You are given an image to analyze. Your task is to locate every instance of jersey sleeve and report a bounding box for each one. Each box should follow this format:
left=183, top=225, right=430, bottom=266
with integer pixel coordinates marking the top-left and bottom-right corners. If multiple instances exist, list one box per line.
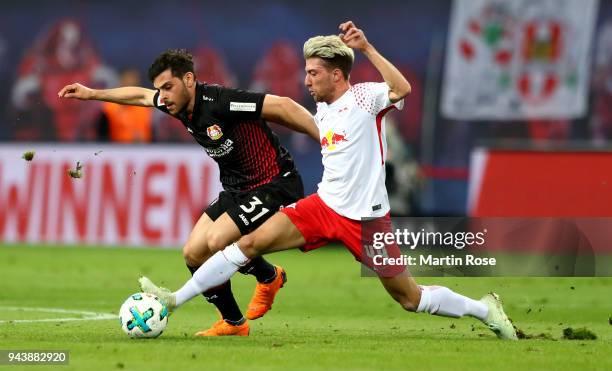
left=211, top=85, right=265, bottom=123
left=352, top=82, right=404, bottom=116
left=152, top=90, right=170, bottom=114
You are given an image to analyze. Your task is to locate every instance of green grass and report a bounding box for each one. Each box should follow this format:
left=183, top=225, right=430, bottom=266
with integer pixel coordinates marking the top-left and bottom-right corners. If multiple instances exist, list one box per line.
left=1, top=245, right=611, bottom=370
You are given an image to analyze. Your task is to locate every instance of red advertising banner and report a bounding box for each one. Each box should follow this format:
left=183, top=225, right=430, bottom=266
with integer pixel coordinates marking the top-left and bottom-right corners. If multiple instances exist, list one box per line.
left=468, top=148, right=612, bottom=217
left=0, top=144, right=222, bottom=247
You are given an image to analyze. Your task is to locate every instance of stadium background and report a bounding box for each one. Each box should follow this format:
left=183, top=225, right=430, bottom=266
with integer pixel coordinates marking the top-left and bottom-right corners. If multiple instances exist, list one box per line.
left=1, top=2, right=611, bottom=370
left=0, top=0, right=608, bottom=215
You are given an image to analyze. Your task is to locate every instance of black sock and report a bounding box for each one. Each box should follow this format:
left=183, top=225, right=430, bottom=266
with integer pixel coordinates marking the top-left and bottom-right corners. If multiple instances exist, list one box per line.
left=237, top=256, right=277, bottom=283
left=186, top=264, right=245, bottom=325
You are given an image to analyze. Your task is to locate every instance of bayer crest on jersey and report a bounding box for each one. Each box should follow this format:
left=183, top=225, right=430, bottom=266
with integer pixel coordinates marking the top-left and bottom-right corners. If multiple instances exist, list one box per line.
left=206, top=124, right=223, bottom=140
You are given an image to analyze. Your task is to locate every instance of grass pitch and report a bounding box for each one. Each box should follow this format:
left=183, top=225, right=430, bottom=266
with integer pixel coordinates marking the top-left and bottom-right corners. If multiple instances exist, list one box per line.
left=1, top=245, right=610, bottom=370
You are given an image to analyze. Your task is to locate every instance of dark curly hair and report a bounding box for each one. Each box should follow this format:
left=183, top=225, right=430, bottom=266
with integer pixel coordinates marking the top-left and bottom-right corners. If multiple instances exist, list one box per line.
left=148, top=49, right=195, bottom=82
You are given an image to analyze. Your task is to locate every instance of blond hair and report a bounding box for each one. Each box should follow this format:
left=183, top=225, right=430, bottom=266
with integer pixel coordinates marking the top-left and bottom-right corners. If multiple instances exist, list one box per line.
left=303, top=35, right=354, bottom=80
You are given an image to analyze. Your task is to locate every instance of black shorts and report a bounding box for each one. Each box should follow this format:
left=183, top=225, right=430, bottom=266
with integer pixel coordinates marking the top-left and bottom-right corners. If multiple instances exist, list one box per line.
left=205, top=171, right=304, bottom=235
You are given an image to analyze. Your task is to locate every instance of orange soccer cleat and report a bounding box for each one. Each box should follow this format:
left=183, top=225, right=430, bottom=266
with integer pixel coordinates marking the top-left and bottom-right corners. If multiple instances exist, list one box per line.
left=194, top=319, right=250, bottom=337
left=246, top=266, right=287, bottom=320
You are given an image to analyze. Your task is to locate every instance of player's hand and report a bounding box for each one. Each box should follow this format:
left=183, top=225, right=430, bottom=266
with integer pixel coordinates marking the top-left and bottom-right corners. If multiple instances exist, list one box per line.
left=57, top=83, right=93, bottom=100
left=338, top=21, right=370, bottom=52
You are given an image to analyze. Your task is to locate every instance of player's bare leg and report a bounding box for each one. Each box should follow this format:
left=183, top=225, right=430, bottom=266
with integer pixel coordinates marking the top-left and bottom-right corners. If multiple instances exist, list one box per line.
left=378, top=270, right=421, bottom=311
left=184, top=210, right=294, bottom=266
left=196, top=213, right=241, bottom=258
left=182, top=213, right=218, bottom=267
left=379, top=270, right=517, bottom=340
left=238, top=212, right=306, bottom=257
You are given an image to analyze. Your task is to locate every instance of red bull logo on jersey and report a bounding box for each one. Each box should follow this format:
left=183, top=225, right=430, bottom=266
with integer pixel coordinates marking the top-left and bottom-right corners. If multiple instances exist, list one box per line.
left=206, top=124, right=223, bottom=140
left=320, top=130, right=348, bottom=151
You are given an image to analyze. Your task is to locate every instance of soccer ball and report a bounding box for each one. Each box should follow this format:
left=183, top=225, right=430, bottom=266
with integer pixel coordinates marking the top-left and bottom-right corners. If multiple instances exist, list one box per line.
left=119, top=293, right=169, bottom=338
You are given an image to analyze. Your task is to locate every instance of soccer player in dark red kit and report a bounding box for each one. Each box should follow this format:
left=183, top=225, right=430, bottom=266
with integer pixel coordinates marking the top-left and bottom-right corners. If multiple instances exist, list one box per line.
left=58, top=49, right=318, bottom=336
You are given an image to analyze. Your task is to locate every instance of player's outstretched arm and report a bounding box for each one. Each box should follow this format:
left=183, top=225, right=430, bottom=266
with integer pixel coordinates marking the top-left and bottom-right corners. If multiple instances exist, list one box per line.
left=339, top=21, right=411, bottom=103
left=58, top=83, right=156, bottom=107
left=261, top=95, right=319, bottom=141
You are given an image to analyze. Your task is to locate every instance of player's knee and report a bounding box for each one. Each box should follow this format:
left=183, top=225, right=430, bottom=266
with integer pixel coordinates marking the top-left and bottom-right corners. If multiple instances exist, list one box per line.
left=398, top=290, right=421, bottom=312
left=389, top=290, right=420, bottom=312
left=204, top=229, right=229, bottom=253
left=182, top=248, right=200, bottom=267
left=237, top=234, right=259, bottom=259
left=399, top=298, right=419, bottom=312
left=182, top=242, right=210, bottom=267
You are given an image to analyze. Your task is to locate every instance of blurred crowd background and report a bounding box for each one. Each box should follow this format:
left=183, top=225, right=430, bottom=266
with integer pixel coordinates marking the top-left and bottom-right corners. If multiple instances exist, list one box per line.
left=2, top=0, right=611, bottom=216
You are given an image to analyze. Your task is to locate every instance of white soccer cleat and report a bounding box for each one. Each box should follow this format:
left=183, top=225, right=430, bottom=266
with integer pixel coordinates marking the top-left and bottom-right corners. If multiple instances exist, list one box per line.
left=138, top=276, right=177, bottom=313
left=480, top=292, right=518, bottom=340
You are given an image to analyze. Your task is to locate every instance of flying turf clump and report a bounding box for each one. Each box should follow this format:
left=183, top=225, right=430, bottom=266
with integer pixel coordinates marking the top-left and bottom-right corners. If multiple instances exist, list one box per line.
left=22, top=150, right=35, bottom=161
left=515, top=328, right=555, bottom=340
left=68, top=162, right=83, bottom=179
left=562, top=327, right=597, bottom=340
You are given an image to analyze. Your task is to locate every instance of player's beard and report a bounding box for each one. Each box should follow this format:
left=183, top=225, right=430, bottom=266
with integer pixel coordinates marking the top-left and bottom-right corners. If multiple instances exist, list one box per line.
left=314, top=86, right=334, bottom=104
left=170, top=84, right=191, bottom=116
left=313, top=77, right=336, bottom=104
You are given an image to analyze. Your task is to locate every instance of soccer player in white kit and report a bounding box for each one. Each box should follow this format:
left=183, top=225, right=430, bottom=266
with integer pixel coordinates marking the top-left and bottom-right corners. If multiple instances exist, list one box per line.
left=141, top=21, right=518, bottom=340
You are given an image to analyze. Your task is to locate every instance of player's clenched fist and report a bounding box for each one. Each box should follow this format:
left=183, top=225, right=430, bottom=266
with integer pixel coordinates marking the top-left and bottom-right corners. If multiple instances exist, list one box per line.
left=57, top=83, right=94, bottom=100
left=338, top=21, right=369, bottom=52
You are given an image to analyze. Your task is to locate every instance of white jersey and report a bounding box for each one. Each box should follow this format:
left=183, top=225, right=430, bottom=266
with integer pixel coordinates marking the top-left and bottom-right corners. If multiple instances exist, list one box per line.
left=315, top=82, right=403, bottom=220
